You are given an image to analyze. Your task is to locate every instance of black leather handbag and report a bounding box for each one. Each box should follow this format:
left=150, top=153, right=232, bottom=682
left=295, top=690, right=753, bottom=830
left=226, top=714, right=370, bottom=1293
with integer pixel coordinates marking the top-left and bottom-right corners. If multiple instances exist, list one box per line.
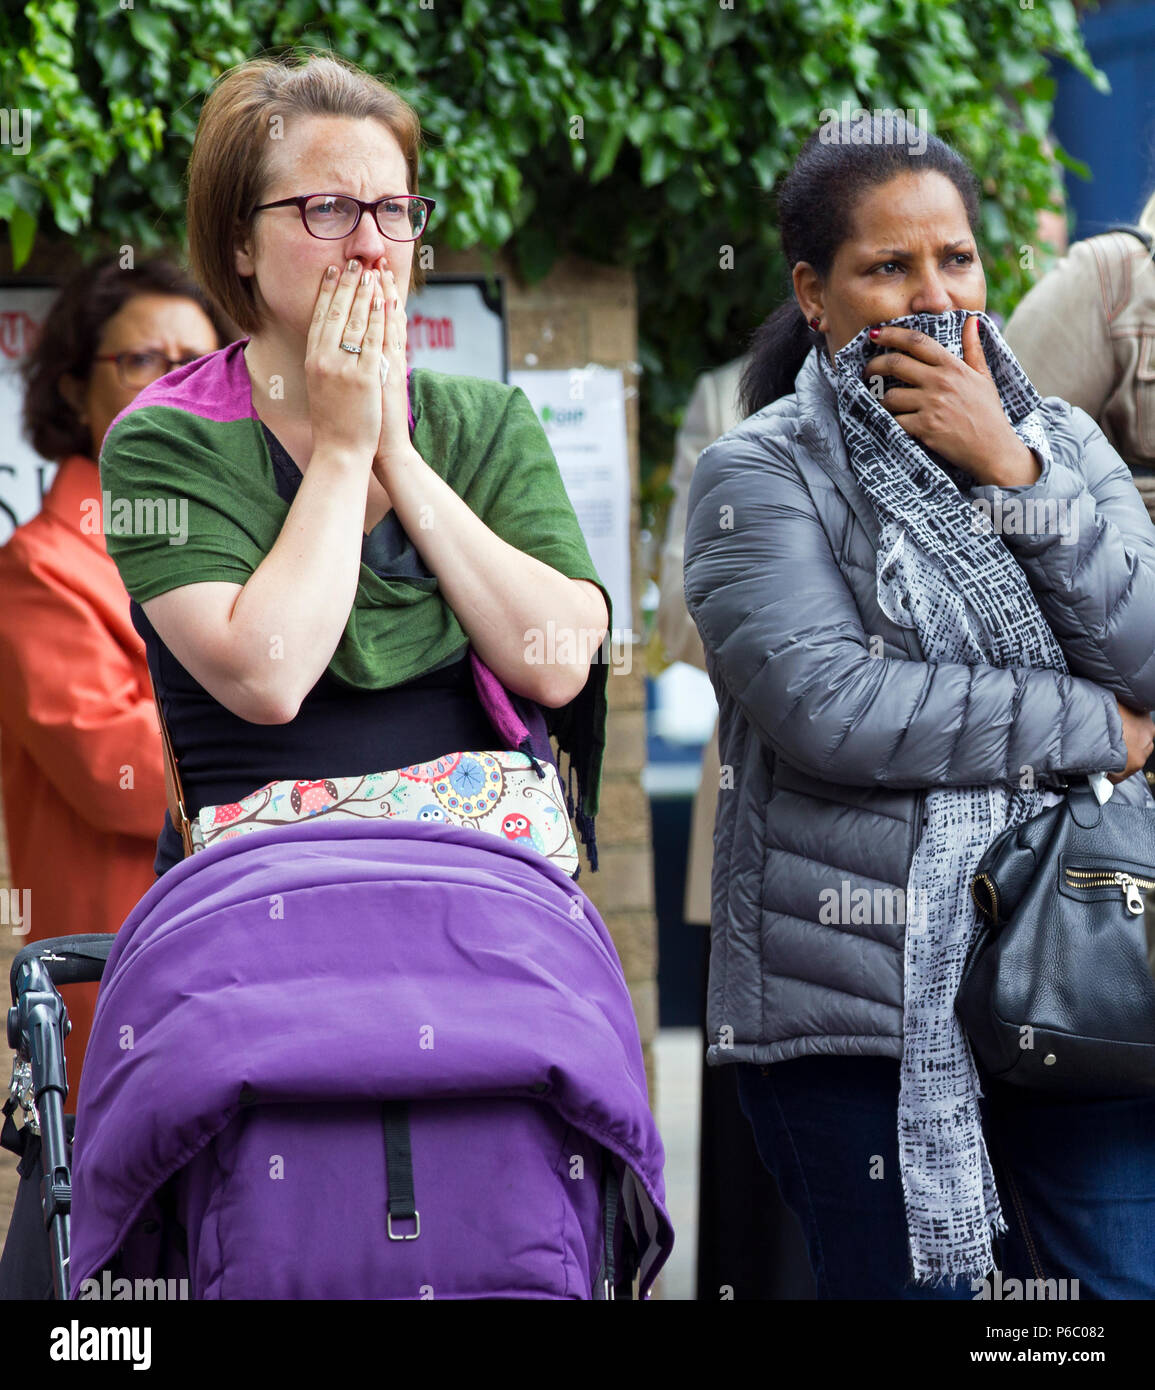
left=956, top=781, right=1155, bottom=1096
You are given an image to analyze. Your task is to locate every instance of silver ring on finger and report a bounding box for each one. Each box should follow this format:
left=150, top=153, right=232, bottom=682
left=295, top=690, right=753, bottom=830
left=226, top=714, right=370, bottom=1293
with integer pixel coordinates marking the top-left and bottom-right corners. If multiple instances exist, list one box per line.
left=339, top=341, right=362, bottom=354
left=380, top=357, right=390, bottom=382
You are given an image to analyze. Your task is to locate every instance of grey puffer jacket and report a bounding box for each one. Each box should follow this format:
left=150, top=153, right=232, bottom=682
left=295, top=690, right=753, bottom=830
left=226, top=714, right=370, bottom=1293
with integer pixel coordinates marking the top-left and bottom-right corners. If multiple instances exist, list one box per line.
left=683, top=346, right=1155, bottom=1068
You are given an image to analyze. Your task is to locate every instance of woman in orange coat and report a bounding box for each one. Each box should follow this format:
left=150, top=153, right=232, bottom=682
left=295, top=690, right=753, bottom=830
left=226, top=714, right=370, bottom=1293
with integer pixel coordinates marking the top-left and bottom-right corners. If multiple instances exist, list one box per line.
left=0, top=256, right=223, bottom=1102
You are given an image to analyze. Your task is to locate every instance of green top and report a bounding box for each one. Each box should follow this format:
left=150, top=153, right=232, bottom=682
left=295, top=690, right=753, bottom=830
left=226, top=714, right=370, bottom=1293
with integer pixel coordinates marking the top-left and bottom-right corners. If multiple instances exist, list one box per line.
left=98, top=342, right=611, bottom=830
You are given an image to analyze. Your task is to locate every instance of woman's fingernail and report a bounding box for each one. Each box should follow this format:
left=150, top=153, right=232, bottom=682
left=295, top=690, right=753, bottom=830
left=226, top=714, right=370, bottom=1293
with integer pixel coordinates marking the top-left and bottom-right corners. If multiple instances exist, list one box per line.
left=347, top=258, right=360, bottom=273
left=868, top=327, right=880, bottom=340
left=325, top=265, right=338, bottom=280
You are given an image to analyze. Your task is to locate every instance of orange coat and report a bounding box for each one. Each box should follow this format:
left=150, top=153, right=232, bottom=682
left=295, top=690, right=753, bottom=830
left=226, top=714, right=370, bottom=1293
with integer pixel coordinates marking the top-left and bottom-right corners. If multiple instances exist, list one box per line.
left=0, top=455, right=166, bottom=1105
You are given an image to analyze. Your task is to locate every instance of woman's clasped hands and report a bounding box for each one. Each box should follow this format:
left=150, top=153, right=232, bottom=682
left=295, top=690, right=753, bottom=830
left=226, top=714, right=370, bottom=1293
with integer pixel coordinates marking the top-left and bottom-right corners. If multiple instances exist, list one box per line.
left=303, top=259, right=413, bottom=479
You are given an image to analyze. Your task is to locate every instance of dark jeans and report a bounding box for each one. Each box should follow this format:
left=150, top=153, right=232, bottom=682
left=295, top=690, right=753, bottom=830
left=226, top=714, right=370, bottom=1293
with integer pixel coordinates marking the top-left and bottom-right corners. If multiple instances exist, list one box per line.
left=736, top=1055, right=1155, bottom=1300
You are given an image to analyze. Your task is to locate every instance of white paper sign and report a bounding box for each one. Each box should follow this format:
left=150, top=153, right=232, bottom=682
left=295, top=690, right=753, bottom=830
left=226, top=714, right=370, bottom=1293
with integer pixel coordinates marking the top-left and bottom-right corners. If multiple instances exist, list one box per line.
left=509, top=367, right=632, bottom=646
left=0, top=284, right=61, bottom=543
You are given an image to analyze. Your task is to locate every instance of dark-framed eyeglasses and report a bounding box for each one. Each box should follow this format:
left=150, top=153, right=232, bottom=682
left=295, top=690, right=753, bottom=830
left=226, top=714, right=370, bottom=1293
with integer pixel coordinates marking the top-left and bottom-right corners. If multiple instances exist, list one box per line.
left=92, top=351, right=204, bottom=389
left=249, top=193, right=435, bottom=242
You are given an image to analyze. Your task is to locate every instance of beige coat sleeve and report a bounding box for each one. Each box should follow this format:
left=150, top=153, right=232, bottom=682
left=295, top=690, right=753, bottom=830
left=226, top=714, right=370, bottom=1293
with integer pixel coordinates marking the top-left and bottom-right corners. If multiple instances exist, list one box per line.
left=1003, top=236, right=1119, bottom=418
left=655, top=358, right=745, bottom=670
left=655, top=358, right=745, bottom=926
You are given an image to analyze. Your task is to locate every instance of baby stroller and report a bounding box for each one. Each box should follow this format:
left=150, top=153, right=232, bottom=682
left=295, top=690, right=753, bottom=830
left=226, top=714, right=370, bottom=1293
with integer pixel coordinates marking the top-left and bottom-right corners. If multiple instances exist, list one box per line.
left=3, top=816, right=672, bottom=1299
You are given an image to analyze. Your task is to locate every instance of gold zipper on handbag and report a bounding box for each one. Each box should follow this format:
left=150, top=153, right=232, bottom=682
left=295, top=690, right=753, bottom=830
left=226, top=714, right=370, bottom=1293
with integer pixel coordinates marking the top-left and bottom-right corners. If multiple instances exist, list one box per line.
left=1064, top=866, right=1155, bottom=916
left=971, top=871, right=999, bottom=922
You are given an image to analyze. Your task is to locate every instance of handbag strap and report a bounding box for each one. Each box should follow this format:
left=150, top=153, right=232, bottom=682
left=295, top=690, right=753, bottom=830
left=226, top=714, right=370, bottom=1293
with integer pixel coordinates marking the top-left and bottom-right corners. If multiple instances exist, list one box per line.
left=151, top=682, right=195, bottom=857
left=1105, top=223, right=1155, bottom=262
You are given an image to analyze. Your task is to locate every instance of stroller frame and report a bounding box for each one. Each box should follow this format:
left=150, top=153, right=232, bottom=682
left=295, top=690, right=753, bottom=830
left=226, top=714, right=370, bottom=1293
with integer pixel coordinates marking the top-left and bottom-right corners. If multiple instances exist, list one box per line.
left=4, top=934, right=114, bottom=1301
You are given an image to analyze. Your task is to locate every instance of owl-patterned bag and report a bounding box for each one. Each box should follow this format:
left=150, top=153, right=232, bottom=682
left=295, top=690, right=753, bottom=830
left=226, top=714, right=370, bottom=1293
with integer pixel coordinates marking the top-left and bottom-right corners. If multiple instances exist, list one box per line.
left=187, top=750, right=580, bottom=878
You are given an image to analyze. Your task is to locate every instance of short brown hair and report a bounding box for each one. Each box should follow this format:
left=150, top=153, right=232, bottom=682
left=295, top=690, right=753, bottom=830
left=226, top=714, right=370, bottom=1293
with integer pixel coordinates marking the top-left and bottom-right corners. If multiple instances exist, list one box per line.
left=187, top=50, right=425, bottom=336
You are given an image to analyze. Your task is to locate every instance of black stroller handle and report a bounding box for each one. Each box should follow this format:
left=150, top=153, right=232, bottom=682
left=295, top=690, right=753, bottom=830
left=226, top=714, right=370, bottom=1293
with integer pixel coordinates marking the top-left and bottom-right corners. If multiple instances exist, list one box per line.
left=3, top=936, right=114, bottom=1301
left=6, top=952, right=86, bottom=1300
left=9, top=934, right=116, bottom=1004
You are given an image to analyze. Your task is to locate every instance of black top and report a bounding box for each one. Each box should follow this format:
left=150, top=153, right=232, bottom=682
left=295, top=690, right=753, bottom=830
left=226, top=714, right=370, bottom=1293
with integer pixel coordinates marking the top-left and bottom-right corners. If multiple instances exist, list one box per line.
left=140, top=423, right=499, bottom=877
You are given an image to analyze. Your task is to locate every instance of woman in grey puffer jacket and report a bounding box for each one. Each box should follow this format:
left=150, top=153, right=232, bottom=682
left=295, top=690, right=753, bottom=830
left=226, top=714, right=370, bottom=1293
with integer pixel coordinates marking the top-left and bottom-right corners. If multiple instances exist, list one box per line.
left=683, top=117, right=1155, bottom=1300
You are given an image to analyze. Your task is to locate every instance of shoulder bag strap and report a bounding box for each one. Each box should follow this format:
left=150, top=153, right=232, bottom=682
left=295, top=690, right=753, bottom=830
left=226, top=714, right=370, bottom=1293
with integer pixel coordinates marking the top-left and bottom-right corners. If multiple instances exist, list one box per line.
left=1105, top=223, right=1155, bottom=260
left=151, top=681, right=195, bottom=857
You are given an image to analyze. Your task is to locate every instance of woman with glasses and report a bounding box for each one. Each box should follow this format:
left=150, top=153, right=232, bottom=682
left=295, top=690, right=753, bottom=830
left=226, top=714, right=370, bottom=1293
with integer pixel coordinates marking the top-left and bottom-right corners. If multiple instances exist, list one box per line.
left=0, top=255, right=222, bottom=1101
left=70, top=49, right=654, bottom=1302
left=97, top=50, right=611, bottom=882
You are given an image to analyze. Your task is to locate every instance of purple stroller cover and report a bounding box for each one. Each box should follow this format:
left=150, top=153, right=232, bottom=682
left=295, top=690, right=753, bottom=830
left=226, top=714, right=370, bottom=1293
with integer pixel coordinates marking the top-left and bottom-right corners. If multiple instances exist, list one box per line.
left=69, top=818, right=672, bottom=1296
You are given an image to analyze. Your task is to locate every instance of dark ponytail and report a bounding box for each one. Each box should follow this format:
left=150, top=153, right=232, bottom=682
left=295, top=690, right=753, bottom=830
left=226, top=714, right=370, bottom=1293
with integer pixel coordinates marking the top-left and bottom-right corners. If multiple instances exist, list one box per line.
left=742, top=113, right=981, bottom=416
left=739, top=302, right=823, bottom=419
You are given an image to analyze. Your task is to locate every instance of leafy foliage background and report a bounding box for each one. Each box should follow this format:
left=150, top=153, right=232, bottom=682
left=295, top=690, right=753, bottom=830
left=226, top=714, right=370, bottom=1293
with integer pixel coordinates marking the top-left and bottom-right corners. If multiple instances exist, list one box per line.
left=1, top=0, right=1104, bottom=530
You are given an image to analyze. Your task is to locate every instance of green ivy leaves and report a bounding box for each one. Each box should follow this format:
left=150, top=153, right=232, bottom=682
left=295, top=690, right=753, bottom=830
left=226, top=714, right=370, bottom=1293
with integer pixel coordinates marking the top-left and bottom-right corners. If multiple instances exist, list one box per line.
left=0, top=0, right=1104, bottom=538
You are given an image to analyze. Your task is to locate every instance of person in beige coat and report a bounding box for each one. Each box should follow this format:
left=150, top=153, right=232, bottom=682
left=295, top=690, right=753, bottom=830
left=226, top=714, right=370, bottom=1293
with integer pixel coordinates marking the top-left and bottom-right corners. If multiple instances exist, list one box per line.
left=1005, top=198, right=1155, bottom=800
left=656, top=356, right=746, bottom=925
left=656, top=353, right=815, bottom=1299
left=1004, top=198, right=1155, bottom=526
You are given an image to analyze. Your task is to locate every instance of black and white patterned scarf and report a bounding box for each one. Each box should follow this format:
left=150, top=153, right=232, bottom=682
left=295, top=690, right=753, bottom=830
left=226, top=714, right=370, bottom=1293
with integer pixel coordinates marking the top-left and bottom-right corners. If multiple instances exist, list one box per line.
left=818, top=309, right=1067, bottom=1285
